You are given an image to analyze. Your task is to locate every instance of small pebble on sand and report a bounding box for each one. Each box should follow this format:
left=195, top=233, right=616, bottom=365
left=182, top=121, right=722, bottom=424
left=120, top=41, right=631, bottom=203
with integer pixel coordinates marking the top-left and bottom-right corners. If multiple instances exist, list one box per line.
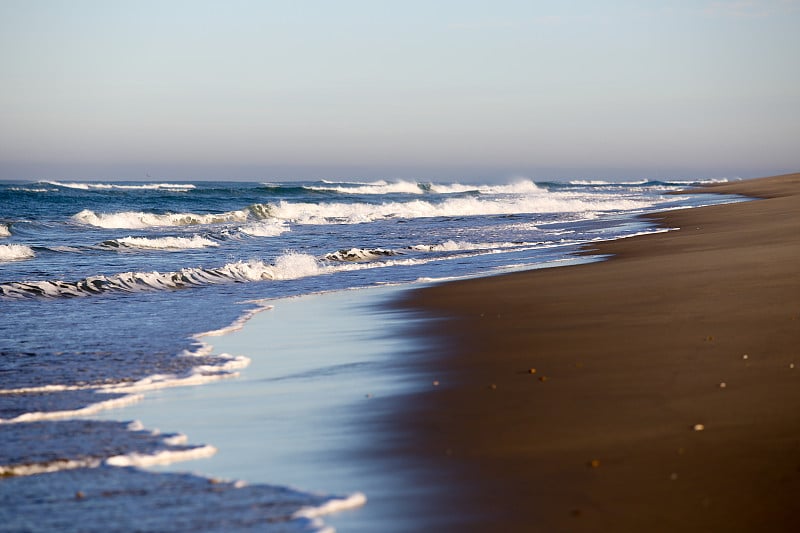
left=693, top=423, right=705, bottom=431
left=742, top=354, right=749, bottom=360
left=528, top=368, right=537, bottom=374
left=433, top=380, right=440, bottom=386
left=719, top=382, right=727, bottom=389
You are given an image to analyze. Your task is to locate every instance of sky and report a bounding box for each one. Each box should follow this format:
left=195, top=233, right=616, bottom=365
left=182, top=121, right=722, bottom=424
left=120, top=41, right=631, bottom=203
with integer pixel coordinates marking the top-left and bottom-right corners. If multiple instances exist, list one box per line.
left=1, top=0, right=799, bottom=182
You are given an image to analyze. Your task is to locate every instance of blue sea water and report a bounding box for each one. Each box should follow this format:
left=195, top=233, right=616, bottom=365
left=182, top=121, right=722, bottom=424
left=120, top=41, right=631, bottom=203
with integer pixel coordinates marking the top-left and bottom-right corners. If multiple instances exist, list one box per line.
left=0, top=177, right=740, bottom=530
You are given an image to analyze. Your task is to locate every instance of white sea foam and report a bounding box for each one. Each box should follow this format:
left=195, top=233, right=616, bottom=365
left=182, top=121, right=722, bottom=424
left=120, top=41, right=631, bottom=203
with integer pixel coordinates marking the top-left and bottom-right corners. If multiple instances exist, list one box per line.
left=0, top=457, right=104, bottom=477
left=292, top=492, right=368, bottom=519
left=0, top=393, right=144, bottom=424
left=106, top=235, right=220, bottom=250
left=0, top=440, right=216, bottom=476
left=0, top=224, right=10, bottom=237
left=0, top=383, right=98, bottom=395
left=73, top=208, right=246, bottom=229
left=45, top=181, right=195, bottom=191
left=105, top=444, right=217, bottom=467
left=98, top=355, right=250, bottom=394
left=570, top=179, right=611, bottom=185
left=194, top=304, right=274, bottom=338
left=9, top=187, right=53, bottom=193
left=0, top=244, right=34, bottom=262
left=239, top=220, right=290, bottom=237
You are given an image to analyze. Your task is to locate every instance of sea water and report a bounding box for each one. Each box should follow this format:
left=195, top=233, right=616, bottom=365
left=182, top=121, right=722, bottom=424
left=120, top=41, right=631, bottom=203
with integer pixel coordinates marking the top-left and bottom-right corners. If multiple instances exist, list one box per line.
left=0, top=177, right=740, bottom=531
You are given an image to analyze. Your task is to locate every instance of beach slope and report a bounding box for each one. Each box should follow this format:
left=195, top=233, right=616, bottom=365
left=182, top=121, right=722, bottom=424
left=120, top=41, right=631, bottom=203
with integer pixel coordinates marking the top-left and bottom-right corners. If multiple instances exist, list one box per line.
left=394, top=173, right=800, bottom=532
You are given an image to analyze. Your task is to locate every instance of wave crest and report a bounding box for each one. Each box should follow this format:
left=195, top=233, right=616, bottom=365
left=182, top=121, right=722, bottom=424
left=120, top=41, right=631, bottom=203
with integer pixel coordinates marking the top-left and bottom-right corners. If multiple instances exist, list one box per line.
left=0, top=253, right=323, bottom=298
left=0, top=244, right=35, bottom=262
left=102, top=235, right=220, bottom=250
left=324, top=248, right=401, bottom=262
left=44, top=181, right=195, bottom=191
left=72, top=204, right=271, bottom=229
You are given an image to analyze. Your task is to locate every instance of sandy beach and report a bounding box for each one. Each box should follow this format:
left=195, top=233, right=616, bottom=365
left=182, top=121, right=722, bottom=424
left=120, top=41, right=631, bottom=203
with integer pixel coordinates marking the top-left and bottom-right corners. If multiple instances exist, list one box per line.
left=390, top=173, right=800, bottom=531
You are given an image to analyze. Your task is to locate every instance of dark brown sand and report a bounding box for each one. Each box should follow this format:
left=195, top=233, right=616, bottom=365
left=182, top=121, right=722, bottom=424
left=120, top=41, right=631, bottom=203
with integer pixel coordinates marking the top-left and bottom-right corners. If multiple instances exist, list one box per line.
left=393, top=173, right=800, bottom=532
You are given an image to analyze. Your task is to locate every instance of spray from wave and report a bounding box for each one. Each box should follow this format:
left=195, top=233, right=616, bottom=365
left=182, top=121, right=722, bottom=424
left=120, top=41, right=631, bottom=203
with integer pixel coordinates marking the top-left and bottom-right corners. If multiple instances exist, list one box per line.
left=0, top=244, right=35, bottom=262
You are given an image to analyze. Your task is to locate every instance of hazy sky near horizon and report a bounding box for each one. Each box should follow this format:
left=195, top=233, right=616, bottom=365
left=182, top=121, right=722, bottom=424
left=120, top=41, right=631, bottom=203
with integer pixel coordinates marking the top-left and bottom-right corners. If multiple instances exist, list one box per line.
left=1, top=0, right=799, bottom=181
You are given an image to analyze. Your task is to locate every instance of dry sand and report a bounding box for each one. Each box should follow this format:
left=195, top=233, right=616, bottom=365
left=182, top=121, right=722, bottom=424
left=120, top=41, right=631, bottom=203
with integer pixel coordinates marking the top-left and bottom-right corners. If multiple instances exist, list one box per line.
left=392, top=173, right=800, bottom=532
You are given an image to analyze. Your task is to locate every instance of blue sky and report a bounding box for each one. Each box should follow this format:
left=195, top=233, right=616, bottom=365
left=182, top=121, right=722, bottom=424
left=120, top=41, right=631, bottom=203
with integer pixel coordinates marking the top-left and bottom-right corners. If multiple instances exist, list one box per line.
left=1, top=0, right=798, bottom=181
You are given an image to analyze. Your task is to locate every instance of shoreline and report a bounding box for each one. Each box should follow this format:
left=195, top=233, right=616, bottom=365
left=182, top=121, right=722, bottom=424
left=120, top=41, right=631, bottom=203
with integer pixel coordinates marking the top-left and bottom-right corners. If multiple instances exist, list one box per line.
left=390, top=173, right=800, bottom=531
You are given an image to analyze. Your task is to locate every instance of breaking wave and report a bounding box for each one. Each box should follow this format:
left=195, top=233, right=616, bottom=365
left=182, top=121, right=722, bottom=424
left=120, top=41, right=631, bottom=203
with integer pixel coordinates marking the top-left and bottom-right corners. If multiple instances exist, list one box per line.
left=0, top=223, right=10, bottom=237
left=0, top=253, right=324, bottom=299
left=409, top=240, right=527, bottom=252
left=0, top=244, right=35, bottom=262
left=324, top=248, right=402, bottom=262
left=306, top=179, right=544, bottom=196
left=72, top=204, right=271, bottom=229
left=266, top=192, right=650, bottom=225
left=45, top=181, right=196, bottom=191
left=239, top=220, right=290, bottom=237
left=101, top=235, right=220, bottom=250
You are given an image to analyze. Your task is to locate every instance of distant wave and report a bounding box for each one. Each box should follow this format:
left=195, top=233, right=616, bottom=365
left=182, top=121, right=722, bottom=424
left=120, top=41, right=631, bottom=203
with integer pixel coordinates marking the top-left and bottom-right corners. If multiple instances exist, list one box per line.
left=69, top=184, right=657, bottom=230
left=44, top=181, right=195, bottom=191
left=305, top=179, right=543, bottom=196
left=0, top=244, right=35, bottom=262
left=101, top=235, right=220, bottom=250
left=266, top=191, right=651, bottom=225
left=661, top=178, right=729, bottom=185
left=568, top=178, right=730, bottom=186
left=0, top=252, right=325, bottom=298
left=72, top=203, right=271, bottom=229
left=305, top=180, right=430, bottom=195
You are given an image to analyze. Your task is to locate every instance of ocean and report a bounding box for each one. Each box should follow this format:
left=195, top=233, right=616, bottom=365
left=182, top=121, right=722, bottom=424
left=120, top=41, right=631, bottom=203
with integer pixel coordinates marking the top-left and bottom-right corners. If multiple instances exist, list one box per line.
left=0, top=177, right=740, bottom=531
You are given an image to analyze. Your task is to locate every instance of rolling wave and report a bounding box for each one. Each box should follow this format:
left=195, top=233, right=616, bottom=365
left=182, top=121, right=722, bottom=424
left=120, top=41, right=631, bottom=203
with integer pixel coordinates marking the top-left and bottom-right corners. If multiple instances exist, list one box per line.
left=44, top=181, right=195, bottom=191
left=67, top=183, right=659, bottom=230
left=0, top=253, right=324, bottom=298
left=304, top=179, right=544, bottom=196
left=324, top=248, right=402, bottom=262
left=72, top=204, right=271, bottom=229
left=409, top=240, right=529, bottom=252
left=101, top=235, right=220, bottom=250
left=267, top=192, right=651, bottom=225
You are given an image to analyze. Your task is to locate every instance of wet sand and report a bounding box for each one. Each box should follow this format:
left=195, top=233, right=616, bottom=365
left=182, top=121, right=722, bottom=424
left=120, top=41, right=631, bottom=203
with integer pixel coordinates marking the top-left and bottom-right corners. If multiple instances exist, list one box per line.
left=392, top=173, right=800, bottom=531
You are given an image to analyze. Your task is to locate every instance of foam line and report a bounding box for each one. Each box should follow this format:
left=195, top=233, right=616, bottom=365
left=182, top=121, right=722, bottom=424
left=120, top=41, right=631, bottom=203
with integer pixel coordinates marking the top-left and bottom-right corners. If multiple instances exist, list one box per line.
left=0, top=394, right=144, bottom=424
